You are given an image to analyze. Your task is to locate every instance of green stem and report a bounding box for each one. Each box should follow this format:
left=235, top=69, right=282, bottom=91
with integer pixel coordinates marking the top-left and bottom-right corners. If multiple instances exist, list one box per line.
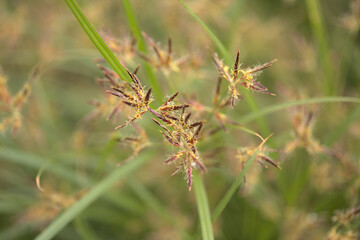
left=193, top=171, right=214, bottom=240
left=239, top=97, right=360, bottom=124
left=211, top=149, right=259, bottom=221
left=305, top=0, right=335, bottom=95
left=64, top=0, right=131, bottom=83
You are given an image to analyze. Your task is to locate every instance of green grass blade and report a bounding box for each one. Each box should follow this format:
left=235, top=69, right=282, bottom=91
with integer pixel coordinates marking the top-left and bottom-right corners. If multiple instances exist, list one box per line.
left=211, top=149, right=259, bottom=221
left=0, top=147, right=88, bottom=186
left=239, top=97, right=360, bottom=124
left=34, top=152, right=151, bottom=240
left=193, top=171, right=214, bottom=240
left=177, top=0, right=231, bottom=63
left=122, top=0, right=163, bottom=101
left=128, top=178, right=174, bottom=223
left=305, top=0, right=335, bottom=95
left=64, top=0, right=131, bottom=83
left=73, top=217, right=98, bottom=240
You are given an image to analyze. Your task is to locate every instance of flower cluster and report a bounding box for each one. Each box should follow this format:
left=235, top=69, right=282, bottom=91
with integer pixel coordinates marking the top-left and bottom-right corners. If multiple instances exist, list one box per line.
left=148, top=92, right=206, bottom=190
left=106, top=68, right=153, bottom=129
left=94, top=46, right=277, bottom=190
left=212, top=51, right=277, bottom=108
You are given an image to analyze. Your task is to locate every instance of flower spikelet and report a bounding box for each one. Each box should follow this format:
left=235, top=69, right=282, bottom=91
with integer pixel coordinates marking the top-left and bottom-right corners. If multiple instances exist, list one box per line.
left=106, top=67, right=153, bottom=129
left=212, top=51, right=276, bottom=108
left=148, top=92, right=206, bottom=190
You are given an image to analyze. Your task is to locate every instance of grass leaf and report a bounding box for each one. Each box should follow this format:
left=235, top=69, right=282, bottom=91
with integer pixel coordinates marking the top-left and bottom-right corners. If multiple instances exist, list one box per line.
left=193, top=171, right=214, bottom=240
left=239, top=97, right=360, bottom=124
left=34, top=152, right=151, bottom=240
left=64, top=0, right=131, bottom=83
left=211, top=149, right=259, bottom=221
left=305, top=0, right=335, bottom=95
left=177, top=0, right=231, bottom=63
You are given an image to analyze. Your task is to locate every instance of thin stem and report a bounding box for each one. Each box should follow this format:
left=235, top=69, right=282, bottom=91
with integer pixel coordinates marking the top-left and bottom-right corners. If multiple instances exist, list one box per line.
left=193, top=171, right=214, bottom=240
left=211, top=149, right=259, bottom=221
left=305, top=0, right=335, bottom=95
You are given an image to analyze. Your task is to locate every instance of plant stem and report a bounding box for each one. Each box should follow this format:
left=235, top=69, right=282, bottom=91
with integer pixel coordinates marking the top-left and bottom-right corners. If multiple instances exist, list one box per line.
left=193, top=171, right=214, bottom=240
left=305, top=0, right=335, bottom=95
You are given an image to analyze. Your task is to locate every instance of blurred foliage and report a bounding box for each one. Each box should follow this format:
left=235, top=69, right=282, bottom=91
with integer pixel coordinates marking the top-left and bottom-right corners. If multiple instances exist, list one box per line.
left=0, top=0, right=360, bottom=239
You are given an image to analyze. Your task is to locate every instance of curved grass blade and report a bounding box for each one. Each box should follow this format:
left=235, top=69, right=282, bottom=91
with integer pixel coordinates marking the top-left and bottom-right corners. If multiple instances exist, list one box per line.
left=211, top=149, right=259, bottom=221
left=239, top=97, right=360, bottom=124
left=34, top=152, right=152, bottom=240
left=193, top=170, right=214, bottom=240
left=0, top=147, right=88, bottom=186
left=64, top=0, right=131, bottom=83
left=177, top=0, right=231, bottom=63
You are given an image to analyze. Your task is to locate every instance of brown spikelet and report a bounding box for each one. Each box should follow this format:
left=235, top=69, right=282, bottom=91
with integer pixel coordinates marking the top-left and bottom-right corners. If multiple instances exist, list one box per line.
left=165, top=151, right=185, bottom=164
left=144, top=88, right=152, bottom=104
left=213, top=77, right=222, bottom=106
left=166, top=37, right=172, bottom=65
left=161, top=92, right=179, bottom=107
left=142, top=32, right=163, bottom=62
left=160, top=104, right=190, bottom=111
left=258, top=155, right=281, bottom=170
left=247, top=59, right=277, bottom=74
left=189, top=121, right=203, bottom=129
left=233, top=51, right=240, bottom=79
left=148, top=107, right=172, bottom=124
left=161, top=131, right=181, bottom=147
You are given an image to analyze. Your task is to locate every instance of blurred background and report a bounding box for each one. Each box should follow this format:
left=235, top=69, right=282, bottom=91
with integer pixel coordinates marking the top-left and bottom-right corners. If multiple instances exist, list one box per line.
left=0, top=0, right=359, bottom=239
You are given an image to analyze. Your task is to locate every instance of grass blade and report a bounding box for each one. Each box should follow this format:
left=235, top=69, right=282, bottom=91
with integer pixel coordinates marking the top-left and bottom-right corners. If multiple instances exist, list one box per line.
left=193, top=171, right=214, bottom=240
left=305, top=0, right=335, bottom=95
left=64, top=0, right=131, bottom=83
left=128, top=178, right=173, bottom=223
left=177, top=0, right=231, bottom=63
left=34, top=152, right=151, bottom=240
left=211, top=149, right=259, bottom=221
left=239, top=97, right=360, bottom=124
left=0, top=147, right=88, bottom=186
